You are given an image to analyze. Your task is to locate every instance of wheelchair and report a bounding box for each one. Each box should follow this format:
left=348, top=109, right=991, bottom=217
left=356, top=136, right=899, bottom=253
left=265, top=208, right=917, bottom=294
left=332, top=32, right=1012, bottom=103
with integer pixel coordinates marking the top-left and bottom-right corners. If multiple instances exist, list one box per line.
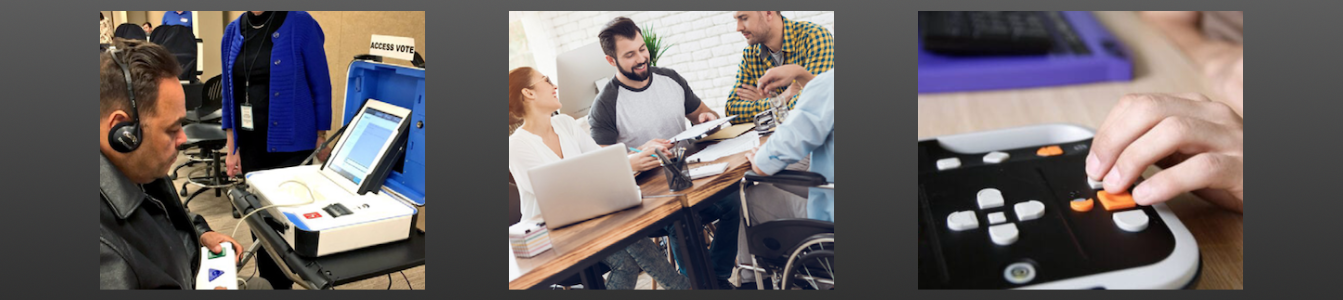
left=735, top=170, right=834, bottom=290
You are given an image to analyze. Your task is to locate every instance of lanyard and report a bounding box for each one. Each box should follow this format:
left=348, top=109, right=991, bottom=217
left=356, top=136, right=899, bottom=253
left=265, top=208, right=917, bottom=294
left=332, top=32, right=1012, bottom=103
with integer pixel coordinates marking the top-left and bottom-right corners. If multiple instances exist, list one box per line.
left=242, top=12, right=274, bottom=105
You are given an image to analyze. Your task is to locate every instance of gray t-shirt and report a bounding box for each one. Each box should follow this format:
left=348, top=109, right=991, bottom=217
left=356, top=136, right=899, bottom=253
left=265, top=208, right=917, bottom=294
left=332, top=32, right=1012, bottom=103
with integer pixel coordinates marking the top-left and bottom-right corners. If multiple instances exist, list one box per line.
left=589, top=67, right=702, bottom=147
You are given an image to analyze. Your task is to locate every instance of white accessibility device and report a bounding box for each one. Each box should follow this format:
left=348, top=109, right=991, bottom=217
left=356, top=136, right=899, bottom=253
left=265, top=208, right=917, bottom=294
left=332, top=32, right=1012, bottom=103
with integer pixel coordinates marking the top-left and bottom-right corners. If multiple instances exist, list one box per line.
left=196, top=242, right=237, bottom=290
left=248, top=99, right=418, bottom=257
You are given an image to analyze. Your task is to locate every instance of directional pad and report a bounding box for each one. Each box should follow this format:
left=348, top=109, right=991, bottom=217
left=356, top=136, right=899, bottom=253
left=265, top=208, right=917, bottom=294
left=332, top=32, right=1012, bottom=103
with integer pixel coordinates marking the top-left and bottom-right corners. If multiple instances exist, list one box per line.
left=977, top=188, right=1004, bottom=209
left=947, top=211, right=979, bottom=231
left=1014, top=200, right=1045, bottom=221
left=989, top=223, right=1019, bottom=245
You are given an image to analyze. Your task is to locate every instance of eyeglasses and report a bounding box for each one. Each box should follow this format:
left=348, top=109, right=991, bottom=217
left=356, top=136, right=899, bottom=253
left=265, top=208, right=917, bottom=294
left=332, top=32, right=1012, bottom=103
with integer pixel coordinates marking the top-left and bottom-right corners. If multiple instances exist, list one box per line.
left=528, top=76, right=552, bottom=89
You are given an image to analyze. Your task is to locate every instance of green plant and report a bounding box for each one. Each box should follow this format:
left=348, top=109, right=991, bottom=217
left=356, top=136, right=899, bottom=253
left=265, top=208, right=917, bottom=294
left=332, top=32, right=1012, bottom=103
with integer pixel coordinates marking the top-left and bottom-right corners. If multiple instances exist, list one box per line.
left=642, top=25, right=674, bottom=67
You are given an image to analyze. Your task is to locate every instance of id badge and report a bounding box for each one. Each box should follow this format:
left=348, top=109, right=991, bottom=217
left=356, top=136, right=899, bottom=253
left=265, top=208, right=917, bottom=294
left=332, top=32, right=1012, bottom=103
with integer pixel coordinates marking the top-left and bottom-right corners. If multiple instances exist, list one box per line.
left=241, top=104, right=255, bottom=131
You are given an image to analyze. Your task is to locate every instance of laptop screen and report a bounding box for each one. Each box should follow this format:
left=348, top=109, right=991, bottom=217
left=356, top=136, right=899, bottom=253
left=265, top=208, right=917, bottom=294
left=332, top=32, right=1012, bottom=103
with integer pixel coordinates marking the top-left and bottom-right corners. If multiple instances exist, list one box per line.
left=327, top=106, right=403, bottom=185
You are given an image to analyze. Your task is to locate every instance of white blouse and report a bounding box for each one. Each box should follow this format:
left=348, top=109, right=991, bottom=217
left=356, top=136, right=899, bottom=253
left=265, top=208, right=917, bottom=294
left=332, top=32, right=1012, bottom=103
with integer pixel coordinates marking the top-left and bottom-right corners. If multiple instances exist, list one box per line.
left=508, top=115, right=603, bottom=222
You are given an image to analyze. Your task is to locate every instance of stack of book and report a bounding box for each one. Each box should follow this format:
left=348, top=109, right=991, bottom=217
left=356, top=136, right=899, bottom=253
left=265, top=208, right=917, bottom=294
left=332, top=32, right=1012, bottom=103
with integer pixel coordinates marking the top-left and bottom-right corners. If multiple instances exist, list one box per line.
left=509, top=221, right=552, bottom=258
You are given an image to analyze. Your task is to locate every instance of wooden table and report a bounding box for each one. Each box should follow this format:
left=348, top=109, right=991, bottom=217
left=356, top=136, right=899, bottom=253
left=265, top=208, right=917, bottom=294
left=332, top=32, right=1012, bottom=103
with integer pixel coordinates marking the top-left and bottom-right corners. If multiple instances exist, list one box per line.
left=636, top=136, right=764, bottom=207
left=917, top=11, right=1242, bottom=289
left=508, top=134, right=769, bottom=290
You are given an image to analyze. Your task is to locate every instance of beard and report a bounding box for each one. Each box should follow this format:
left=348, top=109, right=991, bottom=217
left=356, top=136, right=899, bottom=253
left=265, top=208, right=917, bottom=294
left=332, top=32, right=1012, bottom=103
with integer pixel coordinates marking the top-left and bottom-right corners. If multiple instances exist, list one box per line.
left=747, top=26, right=771, bottom=47
left=617, top=59, right=649, bottom=82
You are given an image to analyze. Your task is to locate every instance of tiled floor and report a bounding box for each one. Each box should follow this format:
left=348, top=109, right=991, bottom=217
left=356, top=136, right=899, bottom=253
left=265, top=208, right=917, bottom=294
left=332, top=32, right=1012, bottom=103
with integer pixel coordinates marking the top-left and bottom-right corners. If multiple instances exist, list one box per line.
left=169, top=152, right=425, bottom=290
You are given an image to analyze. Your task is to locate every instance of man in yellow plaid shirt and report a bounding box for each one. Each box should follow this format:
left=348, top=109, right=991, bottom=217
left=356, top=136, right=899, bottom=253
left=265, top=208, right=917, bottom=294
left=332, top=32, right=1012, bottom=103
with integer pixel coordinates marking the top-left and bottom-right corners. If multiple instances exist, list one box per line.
left=726, top=11, right=834, bottom=124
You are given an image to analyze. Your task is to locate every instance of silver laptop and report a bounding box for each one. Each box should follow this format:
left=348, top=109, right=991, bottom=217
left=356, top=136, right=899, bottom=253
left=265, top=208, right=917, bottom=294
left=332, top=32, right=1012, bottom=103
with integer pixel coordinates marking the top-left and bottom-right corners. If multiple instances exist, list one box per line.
left=528, top=143, right=642, bottom=229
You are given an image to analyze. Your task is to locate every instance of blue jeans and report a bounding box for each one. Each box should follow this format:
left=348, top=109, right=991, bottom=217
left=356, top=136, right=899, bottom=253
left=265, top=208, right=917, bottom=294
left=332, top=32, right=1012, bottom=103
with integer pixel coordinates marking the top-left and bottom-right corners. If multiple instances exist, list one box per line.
left=667, top=192, right=741, bottom=281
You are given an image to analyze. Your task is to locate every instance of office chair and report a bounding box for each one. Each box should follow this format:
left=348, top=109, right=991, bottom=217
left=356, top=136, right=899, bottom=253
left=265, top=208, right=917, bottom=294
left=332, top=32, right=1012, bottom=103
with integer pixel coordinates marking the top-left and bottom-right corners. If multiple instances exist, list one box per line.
left=735, top=170, right=835, bottom=290
left=191, top=75, right=224, bottom=122
left=171, top=75, right=224, bottom=181
left=113, top=23, right=147, bottom=41
left=176, top=75, right=240, bottom=213
left=150, top=25, right=201, bottom=83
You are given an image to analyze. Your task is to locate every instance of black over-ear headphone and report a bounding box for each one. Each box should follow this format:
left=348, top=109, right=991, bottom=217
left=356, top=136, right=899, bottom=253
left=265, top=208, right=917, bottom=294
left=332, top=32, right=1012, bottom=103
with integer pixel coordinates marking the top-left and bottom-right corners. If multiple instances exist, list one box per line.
left=107, top=46, right=142, bottom=153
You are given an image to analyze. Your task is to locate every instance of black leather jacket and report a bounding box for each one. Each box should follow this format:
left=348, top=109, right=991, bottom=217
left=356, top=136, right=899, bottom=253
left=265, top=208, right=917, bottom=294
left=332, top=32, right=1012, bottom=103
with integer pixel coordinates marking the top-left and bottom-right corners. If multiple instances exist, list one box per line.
left=99, top=153, right=214, bottom=289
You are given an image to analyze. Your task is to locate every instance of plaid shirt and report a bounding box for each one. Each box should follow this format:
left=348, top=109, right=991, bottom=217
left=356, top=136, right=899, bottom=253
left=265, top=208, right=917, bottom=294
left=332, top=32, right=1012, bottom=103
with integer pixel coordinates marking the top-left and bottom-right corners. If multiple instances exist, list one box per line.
left=725, top=16, right=834, bottom=124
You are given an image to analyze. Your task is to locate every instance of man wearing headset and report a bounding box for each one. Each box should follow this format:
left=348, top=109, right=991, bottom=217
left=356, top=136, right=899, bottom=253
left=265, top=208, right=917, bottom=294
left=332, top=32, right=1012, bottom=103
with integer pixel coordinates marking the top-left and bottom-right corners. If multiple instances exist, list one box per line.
left=99, top=39, right=249, bottom=289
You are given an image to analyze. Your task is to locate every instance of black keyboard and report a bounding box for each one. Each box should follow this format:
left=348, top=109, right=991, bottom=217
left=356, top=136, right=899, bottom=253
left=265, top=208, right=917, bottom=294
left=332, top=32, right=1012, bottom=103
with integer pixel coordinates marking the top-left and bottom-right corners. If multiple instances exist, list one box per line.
left=920, top=11, right=1057, bottom=56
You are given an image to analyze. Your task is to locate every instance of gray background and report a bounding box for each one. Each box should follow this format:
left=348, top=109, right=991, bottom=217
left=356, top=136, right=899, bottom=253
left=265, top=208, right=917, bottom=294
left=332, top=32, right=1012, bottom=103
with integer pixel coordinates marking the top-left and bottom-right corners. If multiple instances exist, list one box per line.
left=17, top=0, right=1320, bottom=296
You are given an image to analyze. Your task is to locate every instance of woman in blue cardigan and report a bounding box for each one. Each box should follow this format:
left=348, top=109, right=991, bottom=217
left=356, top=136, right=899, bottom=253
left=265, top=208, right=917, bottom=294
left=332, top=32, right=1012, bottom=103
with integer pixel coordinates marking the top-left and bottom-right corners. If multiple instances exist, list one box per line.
left=221, top=11, right=331, bottom=289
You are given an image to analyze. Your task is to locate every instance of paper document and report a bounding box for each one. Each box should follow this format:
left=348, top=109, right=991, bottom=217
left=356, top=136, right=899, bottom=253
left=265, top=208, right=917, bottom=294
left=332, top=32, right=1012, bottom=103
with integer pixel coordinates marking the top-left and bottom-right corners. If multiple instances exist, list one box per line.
left=669, top=116, right=735, bottom=142
left=688, top=131, right=759, bottom=163
left=689, top=163, right=729, bottom=179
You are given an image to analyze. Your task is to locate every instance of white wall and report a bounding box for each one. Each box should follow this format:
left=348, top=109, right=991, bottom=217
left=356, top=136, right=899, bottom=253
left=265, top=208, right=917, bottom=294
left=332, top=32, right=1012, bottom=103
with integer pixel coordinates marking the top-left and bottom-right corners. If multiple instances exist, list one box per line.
left=529, top=11, right=835, bottom=114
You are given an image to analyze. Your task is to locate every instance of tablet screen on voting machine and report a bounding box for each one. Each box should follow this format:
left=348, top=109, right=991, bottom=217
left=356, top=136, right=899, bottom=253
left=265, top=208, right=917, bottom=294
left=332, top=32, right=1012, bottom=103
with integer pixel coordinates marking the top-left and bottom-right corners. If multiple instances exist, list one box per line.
left=321, top=99, right=413, bottom=195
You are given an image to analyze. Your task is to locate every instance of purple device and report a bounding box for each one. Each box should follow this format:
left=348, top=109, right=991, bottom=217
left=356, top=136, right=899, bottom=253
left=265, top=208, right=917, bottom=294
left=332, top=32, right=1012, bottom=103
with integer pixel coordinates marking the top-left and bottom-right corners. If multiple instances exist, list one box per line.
left=918, top=11, right=1133, bottom=94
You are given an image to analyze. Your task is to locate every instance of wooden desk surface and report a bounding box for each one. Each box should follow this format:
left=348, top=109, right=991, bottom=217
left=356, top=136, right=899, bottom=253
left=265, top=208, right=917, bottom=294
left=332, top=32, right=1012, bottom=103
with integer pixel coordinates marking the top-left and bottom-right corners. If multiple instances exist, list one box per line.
left=509, top=195, right=684, bottom=290
left=510, top=131, right=768, bottom=290
left=637, top=135, right=769, bottom=209
left=918, top=11, right=1242, bottom=289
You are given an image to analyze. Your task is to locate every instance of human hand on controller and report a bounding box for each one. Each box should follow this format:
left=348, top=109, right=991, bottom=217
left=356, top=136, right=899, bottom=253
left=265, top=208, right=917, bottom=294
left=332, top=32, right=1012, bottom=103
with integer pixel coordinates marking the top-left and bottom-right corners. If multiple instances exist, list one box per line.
left=199, top=231, right=244, bottom=264
left=1086, top=93, right=1244, bottom=212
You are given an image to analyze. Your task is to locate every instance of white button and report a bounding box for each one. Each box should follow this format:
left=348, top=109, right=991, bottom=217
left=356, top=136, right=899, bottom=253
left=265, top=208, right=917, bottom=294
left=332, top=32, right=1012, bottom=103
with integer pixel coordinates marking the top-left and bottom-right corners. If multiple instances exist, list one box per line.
left=1113, top=210, right=1150, bottom=232
left=937, top=158, right=961, bottom=170
left=983, top=151, right=1010, bottom=164
left=1087, top=177, right=1104, bottom=190
left=989, top=223, right=1019, bottom=245
left=977, top=188, right=1004, bottom=209
left=1014, top=200, right=1045, bottom=221
left=987, top=212, right=1006, bottom=225
left=947, top=211, right=979, bottom=231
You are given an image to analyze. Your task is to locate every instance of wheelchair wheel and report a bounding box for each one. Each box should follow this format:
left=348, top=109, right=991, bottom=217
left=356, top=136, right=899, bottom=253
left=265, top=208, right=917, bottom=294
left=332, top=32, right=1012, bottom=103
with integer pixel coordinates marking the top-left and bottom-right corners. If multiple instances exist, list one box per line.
left=781, top=233, right=834, bottom=290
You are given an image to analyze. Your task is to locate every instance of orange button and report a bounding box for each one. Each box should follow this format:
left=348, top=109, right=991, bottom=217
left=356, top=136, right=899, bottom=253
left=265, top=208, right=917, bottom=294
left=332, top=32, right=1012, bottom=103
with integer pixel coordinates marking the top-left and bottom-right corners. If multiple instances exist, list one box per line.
left=1071, top=198, right=1094, bottom=212
left=1036, top=145, right=1063, bottom=157
left=1097, top=191, right=1136, bottom=211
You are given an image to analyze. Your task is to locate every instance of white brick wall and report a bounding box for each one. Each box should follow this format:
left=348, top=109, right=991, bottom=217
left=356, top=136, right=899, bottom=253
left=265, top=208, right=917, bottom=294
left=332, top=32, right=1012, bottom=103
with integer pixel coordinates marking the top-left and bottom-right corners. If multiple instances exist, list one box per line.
left=534, top=11, right=835, bottom=115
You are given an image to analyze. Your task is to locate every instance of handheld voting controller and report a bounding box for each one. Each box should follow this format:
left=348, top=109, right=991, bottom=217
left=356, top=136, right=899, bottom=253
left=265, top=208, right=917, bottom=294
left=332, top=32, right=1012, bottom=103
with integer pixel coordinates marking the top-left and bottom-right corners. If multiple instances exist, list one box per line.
left=196, top=242, right=238, bottom=290
left=919, top=124, right=1200, bottom=289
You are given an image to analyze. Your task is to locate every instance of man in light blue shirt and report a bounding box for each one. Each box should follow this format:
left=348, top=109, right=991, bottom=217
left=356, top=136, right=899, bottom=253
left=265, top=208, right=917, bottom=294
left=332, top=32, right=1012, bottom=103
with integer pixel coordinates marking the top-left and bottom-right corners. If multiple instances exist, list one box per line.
left=162, top=11, right=192, bottom=28
left=746, top=66, right=834, bottom=222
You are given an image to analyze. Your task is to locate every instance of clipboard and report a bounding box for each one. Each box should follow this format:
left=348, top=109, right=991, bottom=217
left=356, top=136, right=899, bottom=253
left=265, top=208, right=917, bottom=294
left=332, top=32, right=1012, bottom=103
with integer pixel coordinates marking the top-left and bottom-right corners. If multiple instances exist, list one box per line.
left=701, top=123, right=756, bottom=141
left=668, top=116, right=735, bottom=143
